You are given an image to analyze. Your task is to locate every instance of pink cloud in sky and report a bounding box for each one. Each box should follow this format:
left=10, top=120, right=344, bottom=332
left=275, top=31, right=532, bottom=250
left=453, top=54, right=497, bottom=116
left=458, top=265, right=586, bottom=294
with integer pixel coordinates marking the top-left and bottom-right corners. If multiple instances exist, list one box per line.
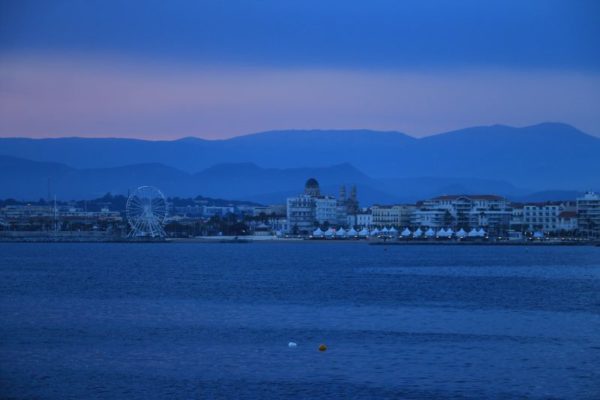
left=1, top=54, right=599, bottom=139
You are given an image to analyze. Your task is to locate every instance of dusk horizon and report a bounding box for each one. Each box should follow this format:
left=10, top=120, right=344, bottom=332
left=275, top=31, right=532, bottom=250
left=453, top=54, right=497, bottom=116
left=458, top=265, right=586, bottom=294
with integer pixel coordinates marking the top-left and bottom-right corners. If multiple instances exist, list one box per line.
left=2, top=1, right=600, bottom=140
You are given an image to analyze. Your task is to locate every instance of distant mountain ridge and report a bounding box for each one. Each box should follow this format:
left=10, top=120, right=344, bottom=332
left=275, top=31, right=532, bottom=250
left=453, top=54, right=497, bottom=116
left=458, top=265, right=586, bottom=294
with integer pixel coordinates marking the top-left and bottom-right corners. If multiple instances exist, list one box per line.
left=1, top=123, right=599, bottom=201
left=0, top=156, right=391, bottom=203
left=0, top=128, right=418, bottom=179
left=0, top=154, right=592, bottom=204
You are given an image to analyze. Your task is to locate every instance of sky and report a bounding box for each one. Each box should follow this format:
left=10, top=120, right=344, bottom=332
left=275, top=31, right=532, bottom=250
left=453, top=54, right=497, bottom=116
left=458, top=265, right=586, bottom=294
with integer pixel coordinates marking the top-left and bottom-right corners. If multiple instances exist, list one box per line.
left=0, top=0, right=599, bottom=139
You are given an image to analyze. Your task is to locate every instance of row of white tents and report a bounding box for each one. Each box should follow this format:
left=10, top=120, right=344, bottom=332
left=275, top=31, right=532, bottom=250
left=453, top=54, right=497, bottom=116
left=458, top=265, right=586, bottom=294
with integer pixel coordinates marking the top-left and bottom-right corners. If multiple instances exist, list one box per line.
left=403, top=227, right=487, bottom=238
left=312, top=227, right=488, bottom=239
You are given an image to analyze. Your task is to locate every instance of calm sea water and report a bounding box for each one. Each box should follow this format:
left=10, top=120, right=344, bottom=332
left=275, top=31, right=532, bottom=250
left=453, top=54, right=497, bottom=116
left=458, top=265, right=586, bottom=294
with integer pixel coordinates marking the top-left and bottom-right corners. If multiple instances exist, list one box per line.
left=1, top=242, right=599, bottom=399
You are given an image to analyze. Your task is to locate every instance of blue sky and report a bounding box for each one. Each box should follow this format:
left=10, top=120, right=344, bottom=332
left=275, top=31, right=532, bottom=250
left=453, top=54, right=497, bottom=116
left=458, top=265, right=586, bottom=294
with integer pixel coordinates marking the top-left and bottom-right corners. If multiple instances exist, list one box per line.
left=1, top=0, right=599, bottom=138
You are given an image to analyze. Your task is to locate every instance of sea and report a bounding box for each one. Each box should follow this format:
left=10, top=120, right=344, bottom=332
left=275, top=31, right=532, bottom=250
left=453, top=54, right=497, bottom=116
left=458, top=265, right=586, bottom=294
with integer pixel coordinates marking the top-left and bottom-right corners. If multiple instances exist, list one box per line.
left=1, top=242, right=599, bottom=399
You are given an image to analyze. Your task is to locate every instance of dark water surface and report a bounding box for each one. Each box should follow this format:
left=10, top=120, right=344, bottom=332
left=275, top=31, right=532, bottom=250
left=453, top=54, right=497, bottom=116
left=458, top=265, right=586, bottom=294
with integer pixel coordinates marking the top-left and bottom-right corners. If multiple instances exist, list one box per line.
left=1, top=243, right=599, bottom=399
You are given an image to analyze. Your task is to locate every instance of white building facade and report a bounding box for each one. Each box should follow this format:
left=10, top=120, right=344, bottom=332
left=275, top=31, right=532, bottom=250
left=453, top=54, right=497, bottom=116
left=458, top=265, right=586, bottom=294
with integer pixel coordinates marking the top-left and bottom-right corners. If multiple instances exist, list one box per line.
left=286, top=194, right=316, bottom=234
left=414, top=195, right=512, bottom=236
left=558, top=211, right=578, bottom=232
left=286, top=178, right=358, bottom=234
left=523, top=203, right=561, bottom=232
left=355, top=211, right=373, bottom=228
left=371, top=205, right=415, bottom=227
left=315, top=197, right=338, bottom=225
left=577, top=192, right=600, bottom=238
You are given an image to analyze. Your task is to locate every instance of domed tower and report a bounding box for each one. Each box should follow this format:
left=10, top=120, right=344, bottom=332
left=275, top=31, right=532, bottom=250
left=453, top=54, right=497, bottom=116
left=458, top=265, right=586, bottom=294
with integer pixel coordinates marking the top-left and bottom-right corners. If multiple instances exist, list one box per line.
left=304, top=178, right=321, bottom=197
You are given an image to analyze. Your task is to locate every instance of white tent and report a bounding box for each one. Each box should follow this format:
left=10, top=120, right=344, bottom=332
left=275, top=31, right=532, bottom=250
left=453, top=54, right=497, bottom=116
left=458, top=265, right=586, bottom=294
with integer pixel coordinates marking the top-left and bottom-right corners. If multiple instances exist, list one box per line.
left=413, top=228, right=423, bottom=238
left=389, top=227, right=398, bottom=236
left=336, top=227, right=347, bottom=238
left=381, top=227, right=389, bottom=234
left=446, top=228, right=454, bottom=237
left=456, top=228, right=467, bottom=238
left=436, top=228, right=447, bottom=237
left=477, top=228, right=486, bottom=237
left=468, top=228, right=479, bottom=237
left=358, top=228, right=369, bottom=237
left=324, top=228, right=335, bottom=238
left=533, top=231, right=544, bottom=239
left=370, top=228, right=380, bottom=236
left=312, top=227, right=324, bottom=237
left=347, top=227, right=358, bottom=237
left=401, top=228, right=412, bottom=237
left=425, top=228, right=435, bottom=238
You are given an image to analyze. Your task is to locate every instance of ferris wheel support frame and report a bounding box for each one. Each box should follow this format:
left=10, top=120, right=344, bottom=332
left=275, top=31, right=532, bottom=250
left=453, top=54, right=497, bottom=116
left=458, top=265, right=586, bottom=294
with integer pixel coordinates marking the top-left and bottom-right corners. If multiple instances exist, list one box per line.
left=126, top=186, right=168, bottom=238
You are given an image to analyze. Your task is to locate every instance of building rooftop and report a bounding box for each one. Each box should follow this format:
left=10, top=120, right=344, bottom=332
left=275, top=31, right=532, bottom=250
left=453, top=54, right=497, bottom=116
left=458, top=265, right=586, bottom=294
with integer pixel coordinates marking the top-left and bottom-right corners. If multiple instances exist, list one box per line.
left=431, top=194, right=505, bottom=201
left=559, top=211, right=577, bottom=219
left=578, top=191, right=599, bottom=201
left=523, top=201, right=564, bottom=207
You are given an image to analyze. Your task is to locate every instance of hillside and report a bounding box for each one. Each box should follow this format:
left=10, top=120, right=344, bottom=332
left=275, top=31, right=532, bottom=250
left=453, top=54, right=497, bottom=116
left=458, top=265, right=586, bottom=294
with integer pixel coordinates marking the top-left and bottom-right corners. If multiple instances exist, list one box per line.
left=1, top=123, right=599, bottom=199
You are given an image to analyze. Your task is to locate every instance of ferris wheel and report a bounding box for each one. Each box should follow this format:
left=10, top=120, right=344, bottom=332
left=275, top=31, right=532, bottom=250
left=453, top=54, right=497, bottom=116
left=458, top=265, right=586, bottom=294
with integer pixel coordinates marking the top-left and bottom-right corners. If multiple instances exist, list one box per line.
left=126, top=186, right=168, bottom=237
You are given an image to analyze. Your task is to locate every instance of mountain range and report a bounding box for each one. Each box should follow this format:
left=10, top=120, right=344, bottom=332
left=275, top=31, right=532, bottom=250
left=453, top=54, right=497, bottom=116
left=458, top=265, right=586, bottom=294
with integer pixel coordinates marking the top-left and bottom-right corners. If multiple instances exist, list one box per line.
left=1, top=123, right=598, bottom=203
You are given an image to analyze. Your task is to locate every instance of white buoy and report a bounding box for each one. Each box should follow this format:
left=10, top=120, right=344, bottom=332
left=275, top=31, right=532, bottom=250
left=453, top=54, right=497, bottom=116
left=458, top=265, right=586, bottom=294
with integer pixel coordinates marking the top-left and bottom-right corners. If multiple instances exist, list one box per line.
left=288, top=342, right=297, bottom=348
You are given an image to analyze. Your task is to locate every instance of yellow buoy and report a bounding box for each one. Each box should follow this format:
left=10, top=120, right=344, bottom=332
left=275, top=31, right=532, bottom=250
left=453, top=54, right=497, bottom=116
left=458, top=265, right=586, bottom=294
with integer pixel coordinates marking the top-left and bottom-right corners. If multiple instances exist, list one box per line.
left=318, top=344, right=327, bottom=352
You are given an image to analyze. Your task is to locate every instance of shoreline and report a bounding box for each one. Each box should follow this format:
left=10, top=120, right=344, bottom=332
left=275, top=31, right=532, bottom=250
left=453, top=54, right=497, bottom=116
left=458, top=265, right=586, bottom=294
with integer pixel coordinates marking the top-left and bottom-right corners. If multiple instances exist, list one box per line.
left=1, top=235, right=597, bottom=246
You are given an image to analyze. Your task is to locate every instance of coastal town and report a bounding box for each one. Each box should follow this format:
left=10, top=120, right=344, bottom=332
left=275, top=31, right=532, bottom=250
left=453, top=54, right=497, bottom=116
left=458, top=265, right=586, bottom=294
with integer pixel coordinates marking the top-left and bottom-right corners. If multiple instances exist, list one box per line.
left=1, top=178, right=598, bottom=243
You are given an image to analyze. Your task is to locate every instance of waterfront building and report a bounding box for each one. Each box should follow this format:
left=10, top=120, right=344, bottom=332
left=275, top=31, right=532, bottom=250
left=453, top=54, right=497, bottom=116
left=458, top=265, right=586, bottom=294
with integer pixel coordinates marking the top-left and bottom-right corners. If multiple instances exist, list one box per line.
left=315, top=197, right=338, bottom=225
left=371, top=205, right=397, bottom=227
left=413, top=208, right=446, bottom=229
left=354, top=210, right=372, bottom=228
left=557, top=211, right=578, bottom=233
left=415, top=194, right=512, bottom=236
left=397, top=205, right=415, bottom=227
left=286, top=193, right=316, bottom=234
left=202, top=205, right=236, bottom=217
left=247, top=215, right=287, bottom=235
left=576, top=192, right=600, bottom=238
left=268, top=216, right=288, bottom=233
left=286, top=178, right=330, bottom=234
left=371, top=205, right=415, bottom=227
left=0, top=204, right=122, bottom=232
left=286, top=178, right=358, bottom=233
left=509, top=204, right=525, bottom=232
left=523, top=202, right=562, bottom=232
left=252, top=204, right=286, bottom=217
left=1, top=204, right=55, bottom=219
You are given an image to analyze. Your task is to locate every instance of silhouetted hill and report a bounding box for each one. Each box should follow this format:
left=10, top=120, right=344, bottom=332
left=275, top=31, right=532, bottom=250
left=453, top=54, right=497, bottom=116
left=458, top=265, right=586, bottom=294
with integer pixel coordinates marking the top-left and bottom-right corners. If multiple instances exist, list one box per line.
left=0, top=129, right=414, bottom=173
left=0, top=156, right=547, bottom=203
left=405, top=123, right=600, bottom=188
left=0, top=155, right=191, bottom=199
left=1, top=123, right=599, bottom=198
left=0, top=156, right=388, bottom=202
